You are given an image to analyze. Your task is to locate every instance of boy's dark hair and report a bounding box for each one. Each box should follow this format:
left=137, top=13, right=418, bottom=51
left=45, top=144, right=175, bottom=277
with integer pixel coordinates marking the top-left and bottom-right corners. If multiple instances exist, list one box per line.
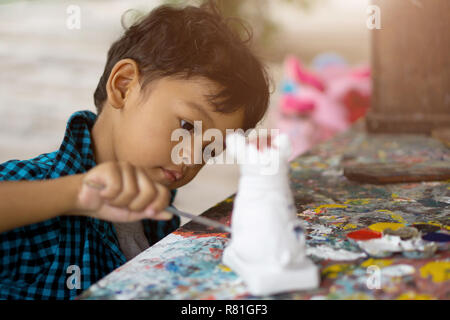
left=93, top=1, right=271, bottom=130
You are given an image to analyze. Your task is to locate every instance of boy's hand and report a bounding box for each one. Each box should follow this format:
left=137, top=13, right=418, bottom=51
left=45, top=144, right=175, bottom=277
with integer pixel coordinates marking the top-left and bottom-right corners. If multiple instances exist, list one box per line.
left=75, top=162, right=173, bottom=222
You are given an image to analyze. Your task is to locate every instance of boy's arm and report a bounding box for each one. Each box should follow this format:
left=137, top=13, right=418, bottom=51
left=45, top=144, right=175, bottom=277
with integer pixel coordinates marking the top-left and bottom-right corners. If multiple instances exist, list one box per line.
left=0, top=161, right=173, bottom=234
left=0, top=174, right=84, bottom=233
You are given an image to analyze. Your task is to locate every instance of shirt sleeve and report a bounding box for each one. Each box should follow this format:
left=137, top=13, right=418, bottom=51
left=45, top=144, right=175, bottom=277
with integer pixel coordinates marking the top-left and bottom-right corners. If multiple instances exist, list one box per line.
left=0, top=152, right=55, bottom=182
left=0, top=159, right=47, bottom=181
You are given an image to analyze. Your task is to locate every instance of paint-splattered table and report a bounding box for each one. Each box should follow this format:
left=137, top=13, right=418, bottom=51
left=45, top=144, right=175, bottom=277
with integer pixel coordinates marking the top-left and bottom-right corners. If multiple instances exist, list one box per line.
left=79, top=120, right=450, bottom=300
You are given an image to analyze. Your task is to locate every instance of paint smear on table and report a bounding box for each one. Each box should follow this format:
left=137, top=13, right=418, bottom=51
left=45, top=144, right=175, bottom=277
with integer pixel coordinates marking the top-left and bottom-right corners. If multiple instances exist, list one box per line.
left=79, top=121, right=450, bottom=300
left=420, top=261, right=450, bottom=283
left=307, top=245, right=366, bottom=261
left=347, top=229, right=382, bottom=241
left=356, top=235, right=436, bottom=258
left=368, top=223, right=405, bottom=233
left=381, top=265, right=416, bottom=277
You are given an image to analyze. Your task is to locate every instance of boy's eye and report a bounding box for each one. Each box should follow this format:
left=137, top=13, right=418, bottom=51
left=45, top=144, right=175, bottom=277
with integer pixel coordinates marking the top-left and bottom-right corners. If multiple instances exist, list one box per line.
left=203, top=144, right=217, bottom=159
left=180, top=119, right=194, bottom=132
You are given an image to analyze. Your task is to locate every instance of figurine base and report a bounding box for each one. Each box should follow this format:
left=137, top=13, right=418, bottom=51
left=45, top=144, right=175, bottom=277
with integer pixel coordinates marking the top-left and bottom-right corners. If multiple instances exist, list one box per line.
left=223, top=247, right=320, bottom=296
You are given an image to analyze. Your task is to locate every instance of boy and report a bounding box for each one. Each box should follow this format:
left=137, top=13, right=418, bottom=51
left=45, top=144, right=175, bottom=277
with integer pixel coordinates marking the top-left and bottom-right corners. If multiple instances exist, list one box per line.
left=0, top=2, right=269, bottom=299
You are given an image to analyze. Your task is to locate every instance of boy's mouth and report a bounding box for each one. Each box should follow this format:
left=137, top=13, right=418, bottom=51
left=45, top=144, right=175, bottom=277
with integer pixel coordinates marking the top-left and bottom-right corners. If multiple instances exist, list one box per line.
left=160, top=167, right=183, bottom=182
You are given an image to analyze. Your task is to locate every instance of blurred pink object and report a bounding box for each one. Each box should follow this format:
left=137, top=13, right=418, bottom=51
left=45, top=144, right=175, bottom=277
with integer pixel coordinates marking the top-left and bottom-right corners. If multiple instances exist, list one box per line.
left=280, top=94, right=315, bottom=116
left=276, top=87, right=349, bottom=160
left=275, top=54, right=371, bottom=159
left=285, top=55, right=325, bottom=92
left=321, top=65, right=371, bottom=122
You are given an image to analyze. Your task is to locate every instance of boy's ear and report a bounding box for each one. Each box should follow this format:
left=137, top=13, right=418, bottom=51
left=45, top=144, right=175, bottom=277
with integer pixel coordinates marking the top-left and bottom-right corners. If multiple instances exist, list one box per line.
left=106, top=58, right=140, bottom=109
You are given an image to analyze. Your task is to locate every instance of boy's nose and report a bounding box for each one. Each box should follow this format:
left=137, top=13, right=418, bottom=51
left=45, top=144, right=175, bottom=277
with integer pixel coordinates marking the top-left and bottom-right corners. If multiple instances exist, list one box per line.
left=172, top=143, right=207, bottom=169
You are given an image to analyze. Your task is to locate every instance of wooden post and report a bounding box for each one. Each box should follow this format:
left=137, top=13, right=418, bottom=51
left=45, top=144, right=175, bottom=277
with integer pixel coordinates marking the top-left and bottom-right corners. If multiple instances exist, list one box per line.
left=366, top=0, right=450, bottom=134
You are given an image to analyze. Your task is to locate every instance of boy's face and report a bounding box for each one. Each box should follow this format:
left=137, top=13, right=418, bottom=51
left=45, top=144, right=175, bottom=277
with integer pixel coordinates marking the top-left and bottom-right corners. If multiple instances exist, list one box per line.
left=96, top=59, right=245, bottom=190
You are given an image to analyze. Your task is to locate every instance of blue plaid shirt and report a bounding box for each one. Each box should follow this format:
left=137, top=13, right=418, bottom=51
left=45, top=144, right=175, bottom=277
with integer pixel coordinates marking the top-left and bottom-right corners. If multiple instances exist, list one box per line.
left=0, top=110, right=180, bottom=300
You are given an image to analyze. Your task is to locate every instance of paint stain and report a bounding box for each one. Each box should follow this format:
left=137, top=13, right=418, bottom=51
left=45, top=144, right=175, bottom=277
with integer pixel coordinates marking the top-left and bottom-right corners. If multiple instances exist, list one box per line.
left=347, top=229, right=382, bottom=241
left=344, top=199, right=371, bottom=205
left=368, top=222, right=405, bottom=233
left=209, top=247, right=222, bottom=259
left=422, top=232, right=450, bottom=242
left=174, top=231, right=228, bottom=239
left=360, top=258, right=393, bottom=268
left=417, top=198, right=448, bottom=208
left=376, top=209, right=407, bottom=224
left=344, top=293, right=373, bottom=300
left=217, top=264, right=232, bottom=272
left=314, top=162, right=328, bottom=169
left=291, top=162, right=300, bottom=169
left=314, top=204, right=347, bottom=213
left=425, top=221, right=450, bottom=231
left=306, top=245, right=366, bottom=261
left=396, top=292, right=436, bottom=300
left=412, top=223, right=441, bottom=234
left=165, top=261, right=179, bottom=273
left=176, top=285, right=190, bottom=293
left=383, top=227, right=419, bottom=240
left=321, top=264, right=352, bottom=279
left=154, top=263, right=164, bottom=269
left=381, top=264, right=416, bottom=277
left=420, top=261, right=450, bottom=283
left=343, top=223, right=358, bottom=230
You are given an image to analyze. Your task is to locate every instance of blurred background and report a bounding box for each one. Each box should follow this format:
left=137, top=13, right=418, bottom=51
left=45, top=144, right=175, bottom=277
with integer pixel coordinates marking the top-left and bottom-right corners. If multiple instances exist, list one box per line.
left=0, top=0, right=372, bottom=223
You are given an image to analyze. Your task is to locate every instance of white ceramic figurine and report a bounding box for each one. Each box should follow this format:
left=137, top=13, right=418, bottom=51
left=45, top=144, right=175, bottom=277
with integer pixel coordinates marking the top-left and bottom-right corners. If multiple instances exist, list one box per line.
left=222, top=132, right=319, bottom=296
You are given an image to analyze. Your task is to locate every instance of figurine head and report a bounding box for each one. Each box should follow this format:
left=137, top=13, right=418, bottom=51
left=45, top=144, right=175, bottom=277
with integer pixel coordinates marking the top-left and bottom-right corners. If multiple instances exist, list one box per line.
left=225, top=131, right=292, bottom=176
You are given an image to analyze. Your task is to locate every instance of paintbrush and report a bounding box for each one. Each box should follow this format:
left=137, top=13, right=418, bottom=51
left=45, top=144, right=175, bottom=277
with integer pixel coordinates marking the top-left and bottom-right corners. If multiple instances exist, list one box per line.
left=85, top=180, right=231, bottom=233
left=165, top=206, right=232, bottom=233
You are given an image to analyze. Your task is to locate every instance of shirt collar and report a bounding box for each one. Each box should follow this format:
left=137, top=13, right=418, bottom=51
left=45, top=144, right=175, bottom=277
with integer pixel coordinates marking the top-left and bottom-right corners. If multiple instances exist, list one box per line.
left=49, top=110, right=98, bottom=178
left=58, top=110, right=127, bottom=263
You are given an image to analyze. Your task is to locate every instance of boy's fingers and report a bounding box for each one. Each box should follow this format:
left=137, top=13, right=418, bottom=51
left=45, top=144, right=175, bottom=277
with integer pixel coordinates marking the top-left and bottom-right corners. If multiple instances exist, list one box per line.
left=78, top=181, right=103, bottom=212
left=84, top=180, right=105, bottom=190
left=102, top=205, right=151, bottom=223
left=151, top=210, right=174, bottom=221
left=109, top=162, right=139, bottom=207
left=122, top=209, right=151, bottom=222
left=85, top=162, right=122, bottom=199
left=83, top=162, right=173, bottom=222
left=128, top=168, right=157, bottom=212
left=146, top=183, right=171, bottom=219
